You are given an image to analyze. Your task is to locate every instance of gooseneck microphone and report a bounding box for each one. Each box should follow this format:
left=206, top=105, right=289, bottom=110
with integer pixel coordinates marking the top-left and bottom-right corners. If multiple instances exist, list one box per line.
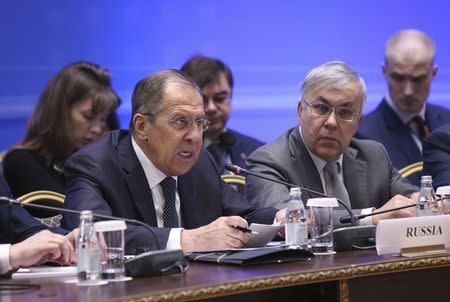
left=224, top=164, right=357, bottom=225
left=0, top=196, right=187, bottom=277
left=0, top=196, right=162, bottom=250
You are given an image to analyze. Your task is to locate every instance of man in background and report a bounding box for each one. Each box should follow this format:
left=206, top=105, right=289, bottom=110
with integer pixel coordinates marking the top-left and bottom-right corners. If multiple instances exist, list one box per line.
left=181, top=55, right=264, bottom=174
left=356, top=29, right=450, bottom=186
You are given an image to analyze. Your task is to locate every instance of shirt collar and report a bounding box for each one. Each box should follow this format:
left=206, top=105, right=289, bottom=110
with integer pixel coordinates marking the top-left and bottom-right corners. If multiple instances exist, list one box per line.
left=385, top=93, right=427, bottom=124
left=131, top=136, right=177, bottom=189
left=298, top=125, right=343, bottom=172
left=203, top=127, right=228, bottom=148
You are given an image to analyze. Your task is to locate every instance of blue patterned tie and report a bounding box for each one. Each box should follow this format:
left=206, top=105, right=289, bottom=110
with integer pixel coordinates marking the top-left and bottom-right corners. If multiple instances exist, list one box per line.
left=160, top=177, right=178, bottom=228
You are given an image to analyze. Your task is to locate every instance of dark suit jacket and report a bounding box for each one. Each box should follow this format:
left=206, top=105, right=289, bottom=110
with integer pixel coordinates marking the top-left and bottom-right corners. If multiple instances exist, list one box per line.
left=227, top=129, right=264, bottom=168
left=356, top=99, right=450, bottom=186
left=0, top=175, right=48, bottom=244
left=246, top=127, right=418, bottom=227
left=423, top=123, right=450, bottom=189
left=62, top=130, right=277, bottom=254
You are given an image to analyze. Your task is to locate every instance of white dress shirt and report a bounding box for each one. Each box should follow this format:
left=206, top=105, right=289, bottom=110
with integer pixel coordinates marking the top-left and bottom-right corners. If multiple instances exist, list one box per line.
left=0, top=244, right=12, bottom=274
left=132, top=137, right=183, bottom=250
left=298, top=126, right=373, bottom=225
left=385, top=94, right=427, bottom=152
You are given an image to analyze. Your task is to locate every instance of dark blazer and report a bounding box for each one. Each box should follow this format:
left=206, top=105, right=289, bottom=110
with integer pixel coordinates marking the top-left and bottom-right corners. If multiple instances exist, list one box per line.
left=246, top=127, right=418, bottom=227
left=62, top=130, right=277, bottom=254
left=356, top=99, right=450, bottom=186
left=0, top=175, right=48, bottom=244
left=423, top=123, right=450, bottom=189
left=227, top=129, right=264, bottom=168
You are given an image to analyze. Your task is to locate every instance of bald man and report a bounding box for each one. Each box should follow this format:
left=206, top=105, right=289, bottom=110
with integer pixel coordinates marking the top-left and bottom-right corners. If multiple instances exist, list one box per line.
left=356, top=29, right=450, bottom=186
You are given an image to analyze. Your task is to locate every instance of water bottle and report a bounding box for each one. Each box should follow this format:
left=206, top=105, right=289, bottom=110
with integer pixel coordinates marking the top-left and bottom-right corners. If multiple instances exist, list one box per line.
left=285, top=187, right=308, bottom=249
left=416, top=175, right=438, bottom=216
left=77, top=210, right=102, bottom=284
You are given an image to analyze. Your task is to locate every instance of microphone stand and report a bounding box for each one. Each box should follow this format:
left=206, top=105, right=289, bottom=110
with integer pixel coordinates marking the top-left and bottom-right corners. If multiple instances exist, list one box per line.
left=224, top=164, right=377, bottom=251
left=225, top=164, right=357, bottom=225
left=0, top=196, right=187, bottom=277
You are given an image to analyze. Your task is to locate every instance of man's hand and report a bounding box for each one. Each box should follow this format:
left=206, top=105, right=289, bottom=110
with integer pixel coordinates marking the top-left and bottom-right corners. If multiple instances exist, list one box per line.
left=9, top=230, right=75, bottom=269
left=180, top=216, right=249, bottom=252
left=372, top=194, right=416, bottom=224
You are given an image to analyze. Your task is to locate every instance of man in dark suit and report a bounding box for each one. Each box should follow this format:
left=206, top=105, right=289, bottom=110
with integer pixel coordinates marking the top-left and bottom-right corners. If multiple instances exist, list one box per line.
left=246, top=61, right=418, bottom=227
left=62, top=70, right=284, bottom=254
left=0, top=175, right=74, bottom=274
left=181, top=56, right=264, bottom=174
left=356, top=29, right=450, bottom=186
left=423, top=124, right=450, bottom=189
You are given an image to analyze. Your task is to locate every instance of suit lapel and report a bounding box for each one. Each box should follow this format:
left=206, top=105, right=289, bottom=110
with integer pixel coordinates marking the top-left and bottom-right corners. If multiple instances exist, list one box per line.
left=343, top=144, right=368, bottom=208
left=118, top=133, right=157, bottom=226
left=380, top=99, right=421, bottom=163
left=177, top=172, right=198, bottom=228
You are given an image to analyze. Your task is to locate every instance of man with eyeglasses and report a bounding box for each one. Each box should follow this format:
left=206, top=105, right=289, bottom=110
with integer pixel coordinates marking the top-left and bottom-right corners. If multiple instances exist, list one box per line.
left=246, top=61, right=418, bottom=227
left=356, top=29, right=450, bottom=186
left=181, top=56, right=264, bottom=176
left=62, top=69, right=285, bottom=254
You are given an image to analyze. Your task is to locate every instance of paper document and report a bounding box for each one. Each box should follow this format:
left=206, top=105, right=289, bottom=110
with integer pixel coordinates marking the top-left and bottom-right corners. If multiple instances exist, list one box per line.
left=12, top=265, right=77, bottom=279
left=244, top=223, right=284, bottom=248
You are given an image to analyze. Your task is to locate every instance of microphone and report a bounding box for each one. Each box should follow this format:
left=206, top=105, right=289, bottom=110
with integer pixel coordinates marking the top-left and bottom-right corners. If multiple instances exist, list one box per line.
left=0, top=196, right=187, bottom=277
left=225, top=164, right=376, bottom=251
left=224, top=164, right=357, bottom=225
left=339, top=203, right=417, bottom=224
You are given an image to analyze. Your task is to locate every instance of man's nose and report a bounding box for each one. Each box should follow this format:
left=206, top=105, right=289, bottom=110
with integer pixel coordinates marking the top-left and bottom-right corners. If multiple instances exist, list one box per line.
left=204, top=98, right=218, bottom=113
left=403, top=80, right=414, bottom=96
left=323, top=109, right=338, bottom=128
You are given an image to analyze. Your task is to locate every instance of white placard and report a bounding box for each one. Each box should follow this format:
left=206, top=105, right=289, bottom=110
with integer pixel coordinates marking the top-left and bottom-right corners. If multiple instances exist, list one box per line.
left=376, top=215, right=450, bottom=255
left=306, top=198, right=339, bottom=207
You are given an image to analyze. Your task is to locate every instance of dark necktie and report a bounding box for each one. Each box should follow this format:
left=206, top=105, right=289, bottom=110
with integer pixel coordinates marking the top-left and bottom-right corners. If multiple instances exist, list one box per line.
left=160, top=177, right=178, bottom=228
left=412, top=116, right=429, bottom=141
left=323, top=162, right=351, bottom=209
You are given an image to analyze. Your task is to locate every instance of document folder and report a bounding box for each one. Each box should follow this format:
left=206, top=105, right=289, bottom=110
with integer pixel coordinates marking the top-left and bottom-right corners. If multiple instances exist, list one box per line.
left=186, top=247, right=314, bottom=265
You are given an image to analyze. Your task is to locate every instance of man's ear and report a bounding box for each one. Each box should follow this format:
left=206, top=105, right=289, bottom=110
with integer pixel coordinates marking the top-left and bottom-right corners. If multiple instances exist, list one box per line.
left=297, top=101, right=303, bottom=124
left=133, top=114, right=149, bottom=140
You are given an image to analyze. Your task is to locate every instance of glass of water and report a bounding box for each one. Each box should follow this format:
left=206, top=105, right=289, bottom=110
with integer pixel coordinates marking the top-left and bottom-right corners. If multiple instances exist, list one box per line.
left=307, top=198, right=339, bottom=254
left=94, top=220, right=131, bottom=282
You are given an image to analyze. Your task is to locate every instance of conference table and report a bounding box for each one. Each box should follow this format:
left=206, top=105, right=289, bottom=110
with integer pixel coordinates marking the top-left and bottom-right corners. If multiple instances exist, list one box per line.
left=2, top=249, right=450, bottom=302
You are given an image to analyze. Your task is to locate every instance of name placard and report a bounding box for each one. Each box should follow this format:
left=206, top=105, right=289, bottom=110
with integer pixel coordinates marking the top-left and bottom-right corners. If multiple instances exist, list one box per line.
left=376, top=215, right=450, bottom=256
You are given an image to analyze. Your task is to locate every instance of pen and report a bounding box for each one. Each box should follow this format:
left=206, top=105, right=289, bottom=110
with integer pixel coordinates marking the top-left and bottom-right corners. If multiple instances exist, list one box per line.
left=232, top=225, right=259, bottom=235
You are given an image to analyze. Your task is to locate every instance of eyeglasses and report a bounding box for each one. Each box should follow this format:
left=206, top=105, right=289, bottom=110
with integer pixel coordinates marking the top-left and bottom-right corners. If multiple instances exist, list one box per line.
left=142, top=113, right=210, bottom=132
left=303, top=101, right=360, bottom=122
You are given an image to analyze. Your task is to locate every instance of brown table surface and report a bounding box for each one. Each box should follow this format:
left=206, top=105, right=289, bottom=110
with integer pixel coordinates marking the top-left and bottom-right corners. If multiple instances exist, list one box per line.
left=2, top=249, right=450, bottom=302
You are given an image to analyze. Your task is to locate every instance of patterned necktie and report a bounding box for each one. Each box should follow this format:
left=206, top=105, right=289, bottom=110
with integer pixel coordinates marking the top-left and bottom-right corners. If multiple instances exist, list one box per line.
left=412, top=116, right=429, bottom=141
left=323, top=162, right=351, bottom=209
left=160, top=177, right=178, bottom=228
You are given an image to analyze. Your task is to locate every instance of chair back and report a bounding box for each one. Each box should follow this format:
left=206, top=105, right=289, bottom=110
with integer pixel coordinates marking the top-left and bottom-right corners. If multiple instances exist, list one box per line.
left=17, top=190, right=65, bottom=228
left=221, top=174, right=246, bottom=187
left=398, top=161, right=423, bottom=178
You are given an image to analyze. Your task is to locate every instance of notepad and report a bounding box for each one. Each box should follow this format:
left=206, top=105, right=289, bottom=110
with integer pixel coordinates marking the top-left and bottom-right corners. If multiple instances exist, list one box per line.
left=245, top=223, right=284, bottom=248
left=12, top=266, right=77, bottom=279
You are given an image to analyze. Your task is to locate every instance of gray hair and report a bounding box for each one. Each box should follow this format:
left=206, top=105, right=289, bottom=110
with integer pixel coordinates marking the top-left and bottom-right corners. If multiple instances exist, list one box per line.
left=300, top=61, right=367, bottom=108
left=130, top=69, right=201, bottom=129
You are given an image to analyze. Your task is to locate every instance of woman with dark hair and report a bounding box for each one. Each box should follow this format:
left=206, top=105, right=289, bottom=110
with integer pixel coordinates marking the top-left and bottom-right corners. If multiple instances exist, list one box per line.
left=3, top=61, right=120, bottom=216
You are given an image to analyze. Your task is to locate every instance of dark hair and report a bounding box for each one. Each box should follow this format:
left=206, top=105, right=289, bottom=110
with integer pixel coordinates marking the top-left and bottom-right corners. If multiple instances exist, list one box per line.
left=180, top=55, right=233, bottom=89
left=11, top=61, right=119, bottom=165
left=130, top=69, right=200, bottom=129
